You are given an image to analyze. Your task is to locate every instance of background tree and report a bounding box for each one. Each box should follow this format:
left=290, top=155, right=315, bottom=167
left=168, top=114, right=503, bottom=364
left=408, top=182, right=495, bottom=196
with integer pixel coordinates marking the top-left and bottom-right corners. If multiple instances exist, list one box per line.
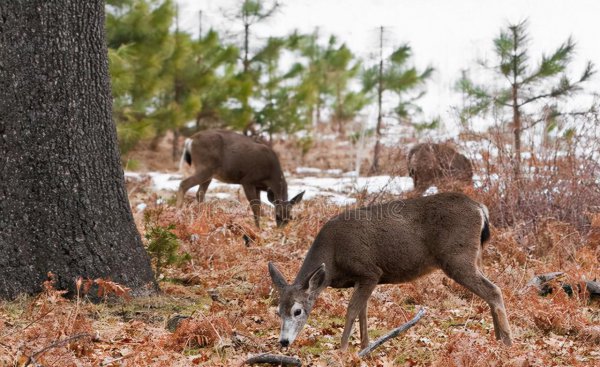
left=192, top=30, right=239, bottom=130
left=362, top=32, right=433, bottom=173
left=224, top=0, right=281, bottom=133
left=288, top=29, right=329, bottom=128
left=253, top=37, right=308, bottom=140
left=457, top=20, right=594, bottom=177
left=108, top=1, right=240, bottom=157
left=106, top=0, right=175, bottom=154
left=0, top=0, right=155, bottom=299
left=322, top=36, right=367, bottom=135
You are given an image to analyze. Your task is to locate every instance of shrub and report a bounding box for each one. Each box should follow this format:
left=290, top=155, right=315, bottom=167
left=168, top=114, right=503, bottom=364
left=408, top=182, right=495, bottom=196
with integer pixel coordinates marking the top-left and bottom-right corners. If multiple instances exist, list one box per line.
left=143, top=208, right=191, bottom=278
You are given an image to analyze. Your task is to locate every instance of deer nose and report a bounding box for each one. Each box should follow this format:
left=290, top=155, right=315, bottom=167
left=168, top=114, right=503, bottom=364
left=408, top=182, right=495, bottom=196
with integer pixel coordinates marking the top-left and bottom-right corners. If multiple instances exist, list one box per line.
left=280, top=339, right=289, bottom=348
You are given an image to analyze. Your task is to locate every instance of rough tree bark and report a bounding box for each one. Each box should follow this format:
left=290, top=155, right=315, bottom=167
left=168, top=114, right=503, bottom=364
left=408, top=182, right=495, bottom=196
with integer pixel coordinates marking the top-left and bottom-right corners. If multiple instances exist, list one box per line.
left=0, top=0, right=155, bottom=299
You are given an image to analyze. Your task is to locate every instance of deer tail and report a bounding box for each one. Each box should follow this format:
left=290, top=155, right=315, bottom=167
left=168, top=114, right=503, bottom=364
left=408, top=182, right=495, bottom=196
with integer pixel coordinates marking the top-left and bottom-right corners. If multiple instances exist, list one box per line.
left=179, top=138, right=193, bottom=172
left=480, top=204, right=491, bottom=246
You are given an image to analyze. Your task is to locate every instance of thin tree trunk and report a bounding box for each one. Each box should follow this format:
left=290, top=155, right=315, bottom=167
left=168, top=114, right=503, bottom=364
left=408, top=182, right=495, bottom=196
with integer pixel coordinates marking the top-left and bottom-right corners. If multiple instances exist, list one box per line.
left=511, top=29, right=521, bottom=180
left=370, top=26, right=385, bottom=175
left=241, top=19, right=253, bottom=135
left=0, top=0, right=155, bottom=299
left=172, top=7, right=181, bottom=162
left=512, top=84, right=521, bottom=179
left=243, top=23, right=250, bottom=73
left=336, top=84, right=344, bottom=136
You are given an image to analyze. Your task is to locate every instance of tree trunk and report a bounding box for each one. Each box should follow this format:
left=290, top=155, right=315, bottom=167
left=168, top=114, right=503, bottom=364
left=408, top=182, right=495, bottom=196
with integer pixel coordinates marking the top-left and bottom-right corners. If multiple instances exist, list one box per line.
left=512, top=84, right=521, bottom=179
left=336, top=84, right=344, bottom=136
left=243, top=23, right=250, bottom=73
left=511, top=28, right=521, bottom=180
left=0, top=0, right=156, bottom=299
left=370, top=26, right=385, bottom=175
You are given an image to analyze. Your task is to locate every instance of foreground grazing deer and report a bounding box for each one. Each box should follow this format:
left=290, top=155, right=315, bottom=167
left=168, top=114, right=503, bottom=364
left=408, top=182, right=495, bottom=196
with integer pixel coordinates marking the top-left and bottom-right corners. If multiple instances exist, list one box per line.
left=177, top=130, right=304, bottom=227
left=268, top=192, right=512, bottom=350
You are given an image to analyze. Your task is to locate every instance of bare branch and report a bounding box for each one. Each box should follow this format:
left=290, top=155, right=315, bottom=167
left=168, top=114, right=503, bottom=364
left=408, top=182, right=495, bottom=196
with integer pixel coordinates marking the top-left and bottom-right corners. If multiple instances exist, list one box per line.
left=358, top=307, right=426, bottom=357
left=518, top=92, right=554, bottom=107
left=24, top=333, right=93, bottom=367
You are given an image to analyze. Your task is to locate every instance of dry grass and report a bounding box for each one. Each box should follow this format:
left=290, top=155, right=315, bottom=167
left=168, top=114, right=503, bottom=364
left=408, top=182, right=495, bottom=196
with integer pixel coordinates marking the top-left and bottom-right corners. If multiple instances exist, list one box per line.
left=1, top=135, right=600, bottom=366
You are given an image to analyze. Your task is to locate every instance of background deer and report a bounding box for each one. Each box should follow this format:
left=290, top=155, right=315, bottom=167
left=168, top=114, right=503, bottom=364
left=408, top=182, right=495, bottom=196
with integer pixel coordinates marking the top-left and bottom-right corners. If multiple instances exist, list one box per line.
left=408, top=143, right=473, bottom=192
left=177, top=129, right=304, bottom=227
left=268, top=192, right=512, bottom=350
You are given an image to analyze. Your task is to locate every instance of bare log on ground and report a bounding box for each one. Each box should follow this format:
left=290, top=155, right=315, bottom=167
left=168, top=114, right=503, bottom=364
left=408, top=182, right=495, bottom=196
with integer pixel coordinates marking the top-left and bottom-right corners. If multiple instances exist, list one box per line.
left=525, top=272, right=600, bottom=299
left=584, top=280, right=600, bottom=297
left=244, top=353, right=302, bottom=366
left=358, top=307, right=426, bottom=358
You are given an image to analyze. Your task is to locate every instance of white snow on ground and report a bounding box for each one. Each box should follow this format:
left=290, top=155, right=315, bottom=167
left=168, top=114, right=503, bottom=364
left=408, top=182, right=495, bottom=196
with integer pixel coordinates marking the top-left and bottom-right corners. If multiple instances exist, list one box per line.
left=296, top=166, right=343, bottom=176
left=125, top=169, right=414, bottom=206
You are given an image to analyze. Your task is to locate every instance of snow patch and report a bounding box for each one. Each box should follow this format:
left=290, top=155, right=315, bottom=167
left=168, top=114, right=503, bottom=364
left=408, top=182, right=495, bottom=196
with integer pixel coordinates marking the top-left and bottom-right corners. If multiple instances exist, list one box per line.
left=128, top=171, right=415, bottom=206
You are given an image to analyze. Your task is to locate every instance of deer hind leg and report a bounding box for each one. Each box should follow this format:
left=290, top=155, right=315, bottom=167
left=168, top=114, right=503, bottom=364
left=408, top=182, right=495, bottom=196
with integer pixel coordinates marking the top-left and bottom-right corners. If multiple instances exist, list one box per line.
left=196, top=179, right=212, bottom=203
left=444, top=263, right=512, bottom=346
left=341, top=282, right=377, bottom=351
left=176, top=170, right=212, bottom=208
left=359, top=305, right=369, bottom=349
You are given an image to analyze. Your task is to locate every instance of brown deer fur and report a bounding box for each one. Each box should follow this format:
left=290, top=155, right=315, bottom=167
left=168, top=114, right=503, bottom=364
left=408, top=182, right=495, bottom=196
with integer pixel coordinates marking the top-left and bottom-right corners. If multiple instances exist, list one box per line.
left=269, top=192, right=512, bottom=350
left=177, top=130, right=303, bottom=227
left=408, top=143, right=473, bottom=192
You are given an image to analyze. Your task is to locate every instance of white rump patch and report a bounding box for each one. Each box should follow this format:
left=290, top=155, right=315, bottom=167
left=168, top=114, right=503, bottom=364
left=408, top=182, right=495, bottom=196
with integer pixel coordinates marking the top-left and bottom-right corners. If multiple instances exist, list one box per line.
left=480, top=205, right=489, bottom=230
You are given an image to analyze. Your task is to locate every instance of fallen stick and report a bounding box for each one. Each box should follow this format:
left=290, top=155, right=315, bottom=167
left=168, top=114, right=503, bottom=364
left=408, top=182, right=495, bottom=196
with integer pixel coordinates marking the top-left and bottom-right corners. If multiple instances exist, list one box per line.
left=24, top=333, right=93, bottom=366
left=358, top=307, right=426, bottom=358
left=244, top=353, right=302, bottom=366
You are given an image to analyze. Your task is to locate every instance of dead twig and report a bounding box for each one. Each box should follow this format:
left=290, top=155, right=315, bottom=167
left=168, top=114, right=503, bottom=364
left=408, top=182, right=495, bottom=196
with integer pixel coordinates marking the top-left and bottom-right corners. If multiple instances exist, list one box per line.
left=244, top=353, right=302, bottom=366
left=23, top=332, right=93, bottom=366
left=358, top=307, right=426, bottom=358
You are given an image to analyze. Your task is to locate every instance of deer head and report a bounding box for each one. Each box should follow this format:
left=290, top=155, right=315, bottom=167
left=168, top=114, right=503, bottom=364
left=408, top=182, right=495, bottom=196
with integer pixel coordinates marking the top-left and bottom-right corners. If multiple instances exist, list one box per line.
left=268, top=262, right=327, bottom=347
left=267, top=190, right=305, bottom=228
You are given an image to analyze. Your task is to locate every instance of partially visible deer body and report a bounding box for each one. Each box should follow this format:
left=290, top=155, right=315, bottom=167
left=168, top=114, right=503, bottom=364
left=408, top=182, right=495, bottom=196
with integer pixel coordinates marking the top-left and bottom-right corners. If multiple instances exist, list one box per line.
left=269, top=192, right=512, bottom=350
left=408, top=143, right=473, bottom=193
left=177, top=129, right=304, bottom=227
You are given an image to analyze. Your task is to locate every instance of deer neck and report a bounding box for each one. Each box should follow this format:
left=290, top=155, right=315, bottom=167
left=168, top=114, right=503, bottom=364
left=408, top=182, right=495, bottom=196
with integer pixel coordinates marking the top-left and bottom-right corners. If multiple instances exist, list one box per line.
left=269, top=174, right=288, bottom=201
left=293, top=238, right=333, bottom=288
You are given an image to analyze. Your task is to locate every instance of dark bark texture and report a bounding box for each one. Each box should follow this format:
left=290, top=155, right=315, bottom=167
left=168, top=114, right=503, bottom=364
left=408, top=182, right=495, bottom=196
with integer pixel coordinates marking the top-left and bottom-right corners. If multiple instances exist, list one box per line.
left=0, top=0, right=155, bottom=299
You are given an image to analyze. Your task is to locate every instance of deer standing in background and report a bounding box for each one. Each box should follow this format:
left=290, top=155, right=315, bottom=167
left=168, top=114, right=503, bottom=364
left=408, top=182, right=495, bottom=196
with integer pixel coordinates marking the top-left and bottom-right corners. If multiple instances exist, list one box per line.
left=408, top=143, right=473, bottom=192
left=268, top=192, right=512, bottom=350
left=177, top=130, right=304, bottom=227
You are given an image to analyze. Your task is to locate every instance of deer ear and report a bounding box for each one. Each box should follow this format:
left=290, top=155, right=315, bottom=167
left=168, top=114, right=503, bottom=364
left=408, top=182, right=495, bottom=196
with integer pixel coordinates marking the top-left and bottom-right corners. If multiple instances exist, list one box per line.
left=267, top=189, right=276, bottom=204
left=289, top=191, right=305, bottom=206
left=302, top=263, right=327, bottom=295
left=268, top=262, right=288, bottom=291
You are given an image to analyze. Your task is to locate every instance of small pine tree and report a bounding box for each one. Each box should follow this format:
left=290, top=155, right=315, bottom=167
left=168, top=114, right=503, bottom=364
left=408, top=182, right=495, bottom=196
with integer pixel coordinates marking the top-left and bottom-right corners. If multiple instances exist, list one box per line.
left=143, top=210, right=190, bottom=279
left=457, top=20, right=594, bottom=178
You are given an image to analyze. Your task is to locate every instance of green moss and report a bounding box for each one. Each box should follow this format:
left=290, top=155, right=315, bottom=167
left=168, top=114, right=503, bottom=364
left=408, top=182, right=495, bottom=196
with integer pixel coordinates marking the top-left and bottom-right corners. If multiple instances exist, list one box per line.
left=300, top=339, right=328, bottom=356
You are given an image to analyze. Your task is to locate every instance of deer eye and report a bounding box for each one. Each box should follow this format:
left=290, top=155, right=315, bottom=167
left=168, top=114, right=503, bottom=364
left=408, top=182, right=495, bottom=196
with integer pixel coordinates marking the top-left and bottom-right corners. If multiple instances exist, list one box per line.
left=293, top=309, right=302, bottom=317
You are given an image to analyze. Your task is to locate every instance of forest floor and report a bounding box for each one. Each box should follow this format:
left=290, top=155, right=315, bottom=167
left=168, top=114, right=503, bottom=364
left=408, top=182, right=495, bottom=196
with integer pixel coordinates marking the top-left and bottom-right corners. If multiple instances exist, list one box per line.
left=1, top=135, right=600, bottom=366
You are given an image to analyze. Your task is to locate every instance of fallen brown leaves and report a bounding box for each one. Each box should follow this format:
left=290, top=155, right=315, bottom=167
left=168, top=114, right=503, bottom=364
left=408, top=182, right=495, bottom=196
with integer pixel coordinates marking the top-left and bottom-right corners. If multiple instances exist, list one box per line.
left=2, top=172, right=600, bottom=366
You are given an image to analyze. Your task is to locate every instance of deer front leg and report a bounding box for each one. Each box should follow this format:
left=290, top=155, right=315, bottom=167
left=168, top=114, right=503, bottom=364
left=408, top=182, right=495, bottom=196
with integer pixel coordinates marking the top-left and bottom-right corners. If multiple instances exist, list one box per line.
left=341, top=282, right=377, bottom=351
left=242, top=185, right=261, bottom=228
